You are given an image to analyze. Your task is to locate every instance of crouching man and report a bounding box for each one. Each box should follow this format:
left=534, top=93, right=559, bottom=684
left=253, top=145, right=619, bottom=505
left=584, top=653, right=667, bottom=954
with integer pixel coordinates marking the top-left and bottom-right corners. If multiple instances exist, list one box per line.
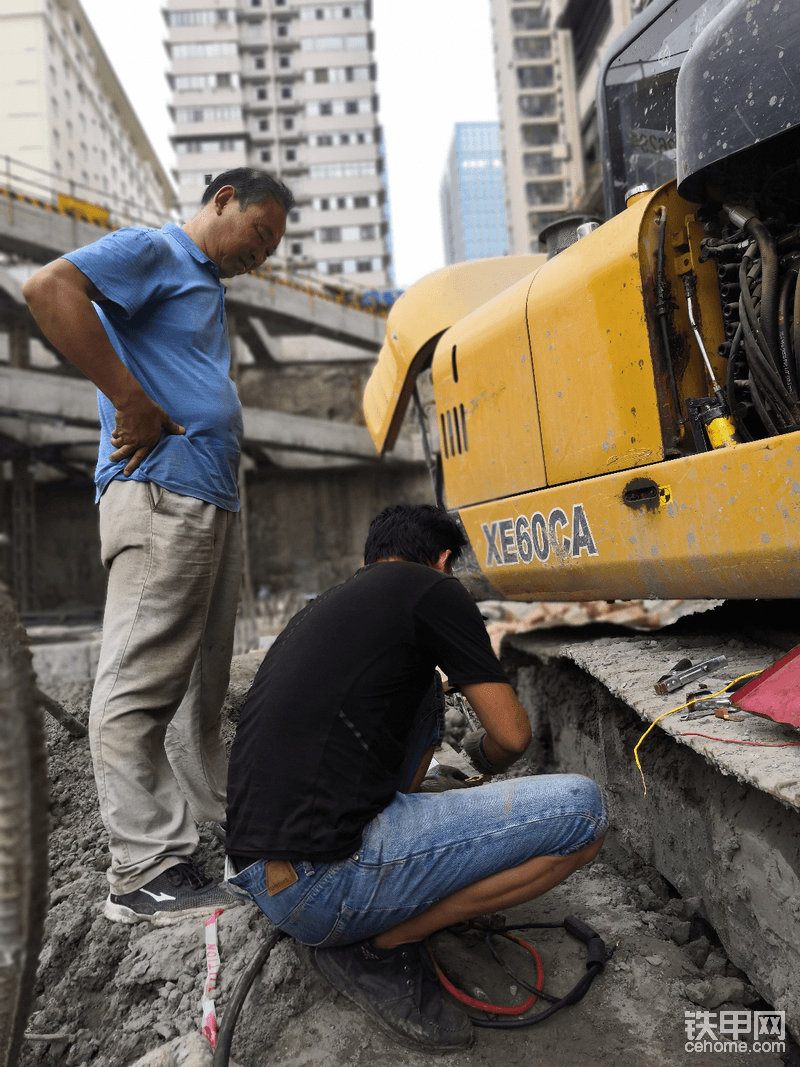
left=225, top=504, right=608, bottom=1053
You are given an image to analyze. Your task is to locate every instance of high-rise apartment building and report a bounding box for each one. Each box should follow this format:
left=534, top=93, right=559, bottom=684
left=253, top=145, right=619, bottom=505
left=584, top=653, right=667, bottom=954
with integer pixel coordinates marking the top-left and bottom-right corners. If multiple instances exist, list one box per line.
left=164, top=0, right=392, bottom=286
left=489, top=0, right=645, bottom=256
left=489, top=0, right=581, bottom=256
left=440, top=122, right=507, bottom=265
left=0, top=0, right=173, bottom=221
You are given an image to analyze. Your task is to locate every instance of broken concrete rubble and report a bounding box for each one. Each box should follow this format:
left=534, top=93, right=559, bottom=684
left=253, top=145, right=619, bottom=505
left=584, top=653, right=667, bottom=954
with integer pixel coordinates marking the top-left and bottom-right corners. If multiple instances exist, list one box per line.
left=128, top=1033, right=241, bottom=1067
left=480, top=598, right=722, bottom=655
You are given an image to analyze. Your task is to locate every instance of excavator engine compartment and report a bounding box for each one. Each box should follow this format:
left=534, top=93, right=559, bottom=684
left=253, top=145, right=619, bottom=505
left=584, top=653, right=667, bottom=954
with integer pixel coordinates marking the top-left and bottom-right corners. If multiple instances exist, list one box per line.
left=438, top=173, right=800, bottom=603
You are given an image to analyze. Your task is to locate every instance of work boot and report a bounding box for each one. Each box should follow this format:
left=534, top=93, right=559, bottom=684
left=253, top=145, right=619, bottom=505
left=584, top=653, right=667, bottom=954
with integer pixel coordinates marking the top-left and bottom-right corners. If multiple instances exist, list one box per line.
left=104, top=858, right=237, bottom=926
left=313, top=939, right=474, bottom=1053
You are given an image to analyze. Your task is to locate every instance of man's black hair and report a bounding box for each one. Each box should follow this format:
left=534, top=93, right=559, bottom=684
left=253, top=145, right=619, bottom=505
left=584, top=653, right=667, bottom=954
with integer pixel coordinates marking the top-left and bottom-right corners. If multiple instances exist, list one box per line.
left=201, top=168, right=295, bottom=214
left=363, top=505, right=468, bottom=568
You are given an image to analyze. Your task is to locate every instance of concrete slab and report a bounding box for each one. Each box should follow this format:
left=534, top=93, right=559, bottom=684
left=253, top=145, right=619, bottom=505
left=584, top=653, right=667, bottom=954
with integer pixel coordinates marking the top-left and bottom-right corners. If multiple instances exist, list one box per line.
left=0, top=365, right=416, bottom=461
left=563, top=634, right=800, bottom=812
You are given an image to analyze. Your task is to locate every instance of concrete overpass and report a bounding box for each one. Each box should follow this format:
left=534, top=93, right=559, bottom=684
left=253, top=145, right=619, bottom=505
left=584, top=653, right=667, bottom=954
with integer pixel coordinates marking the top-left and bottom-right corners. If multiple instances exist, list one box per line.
left=0, top=194, right=401, bottom=464
left=0, top=364, right=418, bottom=465
left=0, top=189, right=386, bottom=352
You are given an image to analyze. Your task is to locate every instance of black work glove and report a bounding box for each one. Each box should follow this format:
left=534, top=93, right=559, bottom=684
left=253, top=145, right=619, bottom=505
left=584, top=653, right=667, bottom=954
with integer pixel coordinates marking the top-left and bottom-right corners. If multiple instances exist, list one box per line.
left=461, top=729, right=516, bottom=776
left=419, top=765, right=477, bottom=793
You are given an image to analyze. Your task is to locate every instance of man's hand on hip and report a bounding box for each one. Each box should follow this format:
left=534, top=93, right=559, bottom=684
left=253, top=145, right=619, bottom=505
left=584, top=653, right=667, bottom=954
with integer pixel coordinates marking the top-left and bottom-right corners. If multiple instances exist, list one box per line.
left=22, top=258, right=186, bottom=477
left=110, top=396, right=185, bottom=476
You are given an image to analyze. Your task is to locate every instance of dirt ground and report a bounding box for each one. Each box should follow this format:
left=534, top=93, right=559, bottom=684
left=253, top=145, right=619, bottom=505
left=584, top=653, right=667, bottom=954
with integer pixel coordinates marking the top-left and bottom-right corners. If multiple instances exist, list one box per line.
left=18, top=666, right=800, bottom=1067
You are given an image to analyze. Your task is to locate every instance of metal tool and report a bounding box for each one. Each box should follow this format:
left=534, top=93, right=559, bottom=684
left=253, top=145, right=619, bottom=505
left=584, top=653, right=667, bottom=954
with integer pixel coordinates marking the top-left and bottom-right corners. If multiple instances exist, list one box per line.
left=453, top=690, right=481, bottom=731
left=679, top=694, right=733, bottom=721
left=654, top=655, right=728, bottom=695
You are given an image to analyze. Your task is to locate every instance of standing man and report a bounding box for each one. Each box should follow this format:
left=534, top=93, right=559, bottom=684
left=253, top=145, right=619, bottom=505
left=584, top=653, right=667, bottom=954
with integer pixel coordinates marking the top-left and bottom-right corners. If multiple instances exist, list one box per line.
left=225, top=504, right=608, bottom=1052
left=23, top=168, right=291, bottom=925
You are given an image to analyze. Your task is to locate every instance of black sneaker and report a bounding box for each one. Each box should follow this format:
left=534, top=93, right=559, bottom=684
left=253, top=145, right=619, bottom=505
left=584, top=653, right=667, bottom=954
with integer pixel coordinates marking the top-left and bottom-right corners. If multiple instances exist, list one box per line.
left=104, top=859, right=237, bottom=926
left=313, top=940, right=474, bottom=1053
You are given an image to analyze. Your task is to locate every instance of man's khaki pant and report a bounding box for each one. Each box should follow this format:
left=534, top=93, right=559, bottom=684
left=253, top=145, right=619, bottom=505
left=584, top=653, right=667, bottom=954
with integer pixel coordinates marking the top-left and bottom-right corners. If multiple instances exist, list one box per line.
left=90, top=479, right=241, bottom=894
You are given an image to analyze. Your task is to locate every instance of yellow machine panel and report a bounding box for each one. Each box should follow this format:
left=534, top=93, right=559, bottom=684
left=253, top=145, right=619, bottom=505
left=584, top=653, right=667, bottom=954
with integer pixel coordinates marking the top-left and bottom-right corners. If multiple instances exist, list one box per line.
left=431, top=271, right=545, bottom=510
left=459, top=434, right=800, bottom=602
left=363, top=256, right=545, bottom=454
left=528, top=194, right=665, bottom=485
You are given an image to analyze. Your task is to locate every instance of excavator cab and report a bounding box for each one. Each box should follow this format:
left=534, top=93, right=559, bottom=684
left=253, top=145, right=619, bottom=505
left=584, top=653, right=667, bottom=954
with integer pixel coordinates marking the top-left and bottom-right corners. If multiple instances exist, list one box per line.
left=598, top=0, right=730, bottom=218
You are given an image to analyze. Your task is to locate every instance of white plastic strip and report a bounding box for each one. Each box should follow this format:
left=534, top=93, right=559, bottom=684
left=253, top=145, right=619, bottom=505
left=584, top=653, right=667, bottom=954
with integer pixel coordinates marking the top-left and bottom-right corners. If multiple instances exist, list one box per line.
left=201, top=907, right=225, bottom=1048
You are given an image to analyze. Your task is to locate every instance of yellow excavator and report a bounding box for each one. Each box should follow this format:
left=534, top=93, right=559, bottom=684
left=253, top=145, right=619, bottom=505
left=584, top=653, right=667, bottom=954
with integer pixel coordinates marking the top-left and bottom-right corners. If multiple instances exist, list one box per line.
left=364, top=0, right=800, bottom=605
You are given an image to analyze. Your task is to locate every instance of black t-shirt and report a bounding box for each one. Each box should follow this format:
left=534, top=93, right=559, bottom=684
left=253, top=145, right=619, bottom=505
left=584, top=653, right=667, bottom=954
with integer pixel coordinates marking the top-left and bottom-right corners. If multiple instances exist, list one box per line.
left=226, top=561, right=508, bottom=862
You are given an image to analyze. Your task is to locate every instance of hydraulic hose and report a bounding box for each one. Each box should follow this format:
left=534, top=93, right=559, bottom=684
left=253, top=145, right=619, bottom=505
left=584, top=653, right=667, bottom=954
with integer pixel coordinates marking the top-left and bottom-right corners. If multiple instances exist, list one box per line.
left=213, top=911, right=607, bottom=1058
left=472, top=963, right=604, bottom=1029
left=778, top=268, right=799, bottom=396
left=748, top=371, right=780, bottom=437
left=737, top=251, right=800, bottom=429
left=725, top=204, right=781, bottom=371
left=724, top=324, right=753, bottom=441
left=213, top=927, right=289, bottom=1067
left=746, top=219, right=780, bottom=369
left=654, top=207, right=683, bottom=424
left=741, top=326, right=795, bottom=430
left=739, top=252, right=775, bottom=372
left=434, top=916, right=609, bottom=1031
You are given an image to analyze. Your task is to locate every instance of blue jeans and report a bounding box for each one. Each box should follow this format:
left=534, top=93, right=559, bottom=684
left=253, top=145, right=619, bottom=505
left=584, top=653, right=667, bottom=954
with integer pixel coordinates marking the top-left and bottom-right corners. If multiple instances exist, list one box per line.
left=227, top=773, right=609, bottom=947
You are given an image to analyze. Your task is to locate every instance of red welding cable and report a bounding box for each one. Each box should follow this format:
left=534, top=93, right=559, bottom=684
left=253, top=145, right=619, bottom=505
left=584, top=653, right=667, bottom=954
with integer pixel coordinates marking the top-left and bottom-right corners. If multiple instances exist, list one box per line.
left=426, top=934, right=544, bottom=1015
left=679, top=733, right=800, bottom=746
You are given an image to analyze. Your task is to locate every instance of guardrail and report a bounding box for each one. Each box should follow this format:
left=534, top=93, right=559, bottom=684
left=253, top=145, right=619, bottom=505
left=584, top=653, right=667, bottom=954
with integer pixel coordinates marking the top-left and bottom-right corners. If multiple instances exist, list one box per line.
left=0, top=155, right=400, bottom=319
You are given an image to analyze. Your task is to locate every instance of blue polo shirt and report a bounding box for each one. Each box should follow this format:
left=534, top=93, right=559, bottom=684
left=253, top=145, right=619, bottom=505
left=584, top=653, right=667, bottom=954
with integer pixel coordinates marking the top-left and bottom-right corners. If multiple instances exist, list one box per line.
left=64, top=223, right=243, bottom=511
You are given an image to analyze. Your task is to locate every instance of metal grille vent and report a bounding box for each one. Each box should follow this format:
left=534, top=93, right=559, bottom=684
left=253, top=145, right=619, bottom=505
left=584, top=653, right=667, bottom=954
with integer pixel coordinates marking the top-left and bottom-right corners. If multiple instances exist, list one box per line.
left=440, top=404, right=468, bottom=458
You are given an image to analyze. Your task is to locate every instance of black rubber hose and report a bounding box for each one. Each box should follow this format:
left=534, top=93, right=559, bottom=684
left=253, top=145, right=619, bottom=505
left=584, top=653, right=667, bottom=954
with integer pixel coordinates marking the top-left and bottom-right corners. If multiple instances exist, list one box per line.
left=778, top=270, right=799, bottom=396
left=213, top=927, right=289, bottom=1067
left=654, top=207, right=682, bottom=424
left=463, top=919, right=608, bottom=1030
left=740, top=311, right=793, bottom=411
left=743, top=216, right=781, bottom=368
left=471, top=964, right=604, bottom=1029
left=777, top=227, right=800, bottom=254
left=725, top=325, right=753, bottom=441
left=794, top=270, right=800, bottom=388
left=739, top=251, right=776, bottom=372
left=738, top=252, right=799, bottom=424
left=483, top=931, right=560, bottom=1002
left=741, top=325, right=795, bottom=428
left=748, top=371, right=780, bottom=437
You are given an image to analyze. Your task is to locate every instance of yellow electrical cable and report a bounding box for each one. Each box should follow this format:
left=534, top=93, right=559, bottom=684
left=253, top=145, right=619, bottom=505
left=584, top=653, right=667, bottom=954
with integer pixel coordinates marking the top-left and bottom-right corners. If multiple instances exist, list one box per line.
left=634, top=671, right=762, bottom=796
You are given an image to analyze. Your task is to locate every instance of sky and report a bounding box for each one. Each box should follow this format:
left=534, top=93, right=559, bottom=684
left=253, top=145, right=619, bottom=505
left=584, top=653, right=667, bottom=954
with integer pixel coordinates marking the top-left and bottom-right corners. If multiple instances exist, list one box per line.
left=78, top=0, right=500, bottom=289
